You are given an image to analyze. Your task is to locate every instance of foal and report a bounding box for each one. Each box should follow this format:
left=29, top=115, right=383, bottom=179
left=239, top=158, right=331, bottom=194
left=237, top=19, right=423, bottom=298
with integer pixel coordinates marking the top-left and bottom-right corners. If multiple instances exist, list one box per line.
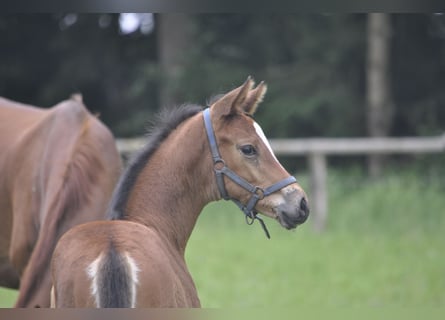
left=51, top=78, right=309, bottom=307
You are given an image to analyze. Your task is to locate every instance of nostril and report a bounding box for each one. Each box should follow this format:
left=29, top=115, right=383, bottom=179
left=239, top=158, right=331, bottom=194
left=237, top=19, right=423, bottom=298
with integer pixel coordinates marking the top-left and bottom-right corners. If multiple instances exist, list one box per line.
left=300, top=197, right=309, bottom=216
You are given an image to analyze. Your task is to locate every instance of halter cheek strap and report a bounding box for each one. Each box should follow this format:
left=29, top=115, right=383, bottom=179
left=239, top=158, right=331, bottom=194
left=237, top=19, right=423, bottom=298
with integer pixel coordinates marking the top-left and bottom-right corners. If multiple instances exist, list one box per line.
left=203, top=108, right=297, bottom=239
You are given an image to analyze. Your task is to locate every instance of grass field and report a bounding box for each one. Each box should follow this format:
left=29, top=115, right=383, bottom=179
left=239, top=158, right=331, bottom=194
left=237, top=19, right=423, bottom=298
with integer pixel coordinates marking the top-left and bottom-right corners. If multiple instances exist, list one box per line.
left=1, top=168, right=444, bottom=308
left=187, top=168, right=445, bottom=307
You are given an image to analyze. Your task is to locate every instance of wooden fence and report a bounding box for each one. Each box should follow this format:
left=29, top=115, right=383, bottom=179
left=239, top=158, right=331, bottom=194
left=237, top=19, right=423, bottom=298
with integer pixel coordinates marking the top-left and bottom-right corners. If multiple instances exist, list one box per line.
left=117, top=134, right=445, bottom=232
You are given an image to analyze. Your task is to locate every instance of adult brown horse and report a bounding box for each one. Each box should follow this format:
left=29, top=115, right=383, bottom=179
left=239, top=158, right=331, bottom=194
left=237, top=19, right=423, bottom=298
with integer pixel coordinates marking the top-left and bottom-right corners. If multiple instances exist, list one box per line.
left=0, top=95, right=122, bottom=307
left=51, top=78, right=309, bottom=308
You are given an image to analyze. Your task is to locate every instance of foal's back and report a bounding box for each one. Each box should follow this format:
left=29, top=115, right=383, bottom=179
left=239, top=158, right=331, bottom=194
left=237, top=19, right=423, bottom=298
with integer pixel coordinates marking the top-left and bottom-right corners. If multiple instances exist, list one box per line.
left=51, top=220, right=200, bottom=307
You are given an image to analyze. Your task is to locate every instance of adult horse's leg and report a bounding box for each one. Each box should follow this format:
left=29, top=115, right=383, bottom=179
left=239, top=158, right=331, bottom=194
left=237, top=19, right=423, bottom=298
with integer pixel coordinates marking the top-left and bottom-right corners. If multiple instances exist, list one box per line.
left=0, top=210, right=20, bottom=289
left=9, top=196, right=43, bottom=307
left=0, top=185, right=20, bottom=290
left=7, top=183, right=37, bottom=293
left=13, top=180, right=117, bottom=308
left=0, top=260, right=19, bottom=289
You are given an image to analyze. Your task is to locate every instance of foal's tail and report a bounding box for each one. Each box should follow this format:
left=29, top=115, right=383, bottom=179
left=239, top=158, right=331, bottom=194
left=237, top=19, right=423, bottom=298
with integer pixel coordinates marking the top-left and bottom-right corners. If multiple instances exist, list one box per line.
left=88, top=243, right=139, bottom=308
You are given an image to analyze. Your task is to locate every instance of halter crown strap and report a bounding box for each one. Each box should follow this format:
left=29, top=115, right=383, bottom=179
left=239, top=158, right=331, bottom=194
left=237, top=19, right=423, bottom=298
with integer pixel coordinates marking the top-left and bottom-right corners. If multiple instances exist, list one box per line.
left=203, top=108, right=223, bottom=163
left=202, top=108, right=297, bottom=238
left=203, top=108, right=230, bottom=200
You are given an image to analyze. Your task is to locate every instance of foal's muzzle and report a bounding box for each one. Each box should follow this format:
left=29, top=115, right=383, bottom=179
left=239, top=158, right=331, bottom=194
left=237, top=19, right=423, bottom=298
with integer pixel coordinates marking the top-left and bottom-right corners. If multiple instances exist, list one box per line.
left=275, top=190, right=310, bottom=229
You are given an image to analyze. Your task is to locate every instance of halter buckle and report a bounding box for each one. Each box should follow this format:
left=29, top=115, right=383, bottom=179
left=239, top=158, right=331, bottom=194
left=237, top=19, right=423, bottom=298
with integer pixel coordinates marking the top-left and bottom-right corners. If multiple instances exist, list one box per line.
left=253, top=186, right=265, bottom=200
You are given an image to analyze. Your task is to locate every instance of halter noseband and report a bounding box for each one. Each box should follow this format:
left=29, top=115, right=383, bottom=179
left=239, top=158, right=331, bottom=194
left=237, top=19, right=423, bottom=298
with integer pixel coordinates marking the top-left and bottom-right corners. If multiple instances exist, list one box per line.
left=203, top=108, right=297, bottom=239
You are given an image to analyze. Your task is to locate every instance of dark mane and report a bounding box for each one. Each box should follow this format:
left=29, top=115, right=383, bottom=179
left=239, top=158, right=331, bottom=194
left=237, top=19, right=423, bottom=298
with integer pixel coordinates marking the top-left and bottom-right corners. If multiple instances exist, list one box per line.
left=108, top=104, right=203, bottom=220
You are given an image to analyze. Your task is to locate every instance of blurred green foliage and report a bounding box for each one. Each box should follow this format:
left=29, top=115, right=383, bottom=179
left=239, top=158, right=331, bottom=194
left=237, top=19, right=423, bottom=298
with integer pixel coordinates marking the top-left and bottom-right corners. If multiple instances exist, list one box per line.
left=1, top=14, right=445, bottom=139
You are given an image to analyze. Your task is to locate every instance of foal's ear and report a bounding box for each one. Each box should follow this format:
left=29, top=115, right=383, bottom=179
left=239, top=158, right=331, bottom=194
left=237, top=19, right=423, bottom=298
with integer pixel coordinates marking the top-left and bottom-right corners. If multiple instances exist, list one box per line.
left=211, top=76, right=254, bottom=118
left=242, top=81, right=267, bottom=116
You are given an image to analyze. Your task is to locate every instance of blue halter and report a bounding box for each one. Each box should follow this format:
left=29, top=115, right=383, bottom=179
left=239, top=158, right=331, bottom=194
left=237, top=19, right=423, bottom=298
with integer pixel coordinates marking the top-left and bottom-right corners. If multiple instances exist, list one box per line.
left=202, top=108, right=297, bottom=238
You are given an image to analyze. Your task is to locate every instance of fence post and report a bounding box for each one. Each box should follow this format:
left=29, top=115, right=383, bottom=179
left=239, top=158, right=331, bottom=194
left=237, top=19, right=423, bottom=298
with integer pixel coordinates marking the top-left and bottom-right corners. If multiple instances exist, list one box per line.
left=308, top=152, right=328, bottom=232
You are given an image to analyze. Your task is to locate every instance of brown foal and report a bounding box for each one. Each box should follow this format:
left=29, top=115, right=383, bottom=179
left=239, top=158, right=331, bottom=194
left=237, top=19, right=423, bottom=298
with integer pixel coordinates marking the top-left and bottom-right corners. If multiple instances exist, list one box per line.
left=51, top=78, right=309, bottom=307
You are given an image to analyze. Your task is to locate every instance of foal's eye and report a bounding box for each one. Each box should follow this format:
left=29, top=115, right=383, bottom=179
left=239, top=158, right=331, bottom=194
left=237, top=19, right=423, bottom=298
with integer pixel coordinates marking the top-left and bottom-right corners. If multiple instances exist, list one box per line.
left=240, top=145, right=257, bottom=157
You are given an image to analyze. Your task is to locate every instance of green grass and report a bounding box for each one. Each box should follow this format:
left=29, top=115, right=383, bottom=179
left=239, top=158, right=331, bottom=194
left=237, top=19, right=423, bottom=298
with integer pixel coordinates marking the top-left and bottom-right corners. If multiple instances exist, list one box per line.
left=1, top=169, right=444, bottom=308
left=187, top=211, right=444, bottom=307
left=186, top=169, right=445, bottom=307
left=0, top=288, right=17, bottom=308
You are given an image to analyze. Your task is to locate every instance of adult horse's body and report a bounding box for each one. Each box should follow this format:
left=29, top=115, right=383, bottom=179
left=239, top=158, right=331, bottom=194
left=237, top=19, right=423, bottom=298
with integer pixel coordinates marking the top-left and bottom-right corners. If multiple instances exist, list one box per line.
left=0, top=95, right=122, bottom=307
left=51, top=78, right=309, bottom=308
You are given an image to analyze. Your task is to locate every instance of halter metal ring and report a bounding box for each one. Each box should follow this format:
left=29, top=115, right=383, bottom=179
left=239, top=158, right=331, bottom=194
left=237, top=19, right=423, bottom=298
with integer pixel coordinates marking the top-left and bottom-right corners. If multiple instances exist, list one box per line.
left=213, top=159, right=225, bottom=171
left=245, top=213, right=256, bottom=225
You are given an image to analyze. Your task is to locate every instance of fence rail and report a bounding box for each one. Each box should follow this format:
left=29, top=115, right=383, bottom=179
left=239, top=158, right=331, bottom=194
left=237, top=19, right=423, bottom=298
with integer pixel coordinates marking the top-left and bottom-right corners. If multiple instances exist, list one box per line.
left=270, top=135, right=445, bottom=155
left=117, top=134, right=445, bottom=232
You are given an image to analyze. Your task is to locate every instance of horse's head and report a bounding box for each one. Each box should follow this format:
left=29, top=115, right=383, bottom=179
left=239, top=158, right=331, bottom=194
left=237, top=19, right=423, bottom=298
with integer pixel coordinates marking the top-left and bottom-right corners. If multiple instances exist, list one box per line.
left=207, top=77, right=309, bottom=230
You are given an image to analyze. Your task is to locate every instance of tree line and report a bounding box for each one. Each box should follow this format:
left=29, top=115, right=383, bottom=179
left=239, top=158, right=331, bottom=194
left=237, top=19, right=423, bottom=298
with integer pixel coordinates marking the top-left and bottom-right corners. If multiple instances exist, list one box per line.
left=1, top=14, right=444, bottom=145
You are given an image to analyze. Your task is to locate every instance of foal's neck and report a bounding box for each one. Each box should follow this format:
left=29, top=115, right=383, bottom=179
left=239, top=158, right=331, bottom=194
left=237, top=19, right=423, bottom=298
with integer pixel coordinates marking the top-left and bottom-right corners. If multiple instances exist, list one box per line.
left=125, top=113, right=217, bottom=254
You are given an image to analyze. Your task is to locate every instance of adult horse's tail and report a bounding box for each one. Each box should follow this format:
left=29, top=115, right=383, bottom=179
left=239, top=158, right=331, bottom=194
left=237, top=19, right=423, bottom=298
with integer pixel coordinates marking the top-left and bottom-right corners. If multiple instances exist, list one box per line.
left=87, top=243, right=140, bottom=308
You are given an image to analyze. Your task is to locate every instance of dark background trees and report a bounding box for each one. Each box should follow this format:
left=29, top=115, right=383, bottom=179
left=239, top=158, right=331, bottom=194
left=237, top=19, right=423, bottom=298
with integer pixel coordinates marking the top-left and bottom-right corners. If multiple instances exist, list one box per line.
left=1, top=14, right=444, bottom=144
